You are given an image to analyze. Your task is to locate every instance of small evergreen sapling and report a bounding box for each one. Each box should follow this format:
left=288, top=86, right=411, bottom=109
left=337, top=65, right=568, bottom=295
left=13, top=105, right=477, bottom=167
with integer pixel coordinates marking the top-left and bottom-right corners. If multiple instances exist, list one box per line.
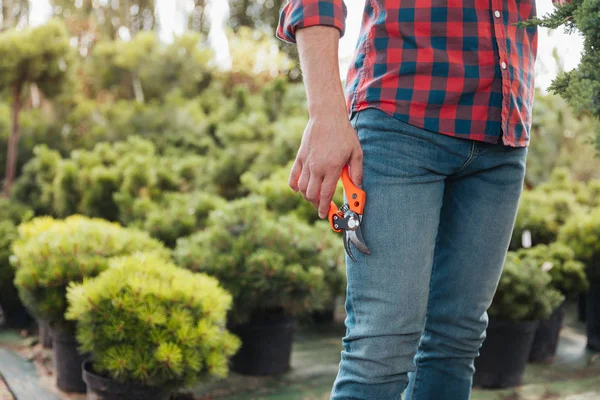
left=517, top=242, right=588, bottom=300
left=12, top=215, right=169, bottom=328
left=488, top=254, right=565, bottom=322
left=174, top=197, right=335, bottom=325
left=559, top=208, right=600, bottom=280
left=66, top=253, right=240, bottom=387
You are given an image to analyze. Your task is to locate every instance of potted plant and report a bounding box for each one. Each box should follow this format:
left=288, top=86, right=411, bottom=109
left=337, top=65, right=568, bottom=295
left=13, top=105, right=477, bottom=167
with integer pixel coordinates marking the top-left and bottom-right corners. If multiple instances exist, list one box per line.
left=308, top=220, right=346, bottom=325
left=473, top=254, right=564, bottom=388
left=0, top=199, right=32, bottom=330
left=12, top=215, right=169, bottom=393
left=510, top=190, right=558, bottom=250
left=559, top=208, right=600, bottom=351
left=517, top=243, right=588, bottom=362
left=65, top=253, right=240, bottom=400
left=174, top=197, right=331, bottom=375
left=242, top=166, right=347, bottom=324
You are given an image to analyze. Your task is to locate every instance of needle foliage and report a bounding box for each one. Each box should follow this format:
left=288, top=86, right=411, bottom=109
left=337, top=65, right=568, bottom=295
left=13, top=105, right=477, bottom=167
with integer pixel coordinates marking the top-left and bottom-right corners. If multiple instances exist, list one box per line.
left=174, top=197, right=341, bottom=325
left=517, top=242, right=588, bottom=300
left=66, top=253, right=240, bottom=387
left=519, top=0, right=600, bottom=150
left=12, top=215, right=169, bottom=328
left=489, top=254, right=565, bottom=322
left=559, top=207, right=600, bottom=280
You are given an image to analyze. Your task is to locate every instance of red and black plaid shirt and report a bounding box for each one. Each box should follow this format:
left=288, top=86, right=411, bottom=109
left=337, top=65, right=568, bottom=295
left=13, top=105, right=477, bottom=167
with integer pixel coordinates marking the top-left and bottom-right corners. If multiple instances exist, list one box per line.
left=277, top=0, right=539, bottom=147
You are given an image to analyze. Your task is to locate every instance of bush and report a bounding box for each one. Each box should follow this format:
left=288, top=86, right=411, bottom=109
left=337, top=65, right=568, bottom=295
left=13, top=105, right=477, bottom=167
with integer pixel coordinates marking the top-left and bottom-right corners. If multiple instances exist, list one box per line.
left=0, top=200, right=33, bottom=324
left=511, top=191, right=558, bottom=250
left=241, top=163, right=343, bottom=224
left=488, top=254, right=564, bottom=321
left=12, top=216, right=170, bottom=328
left=65, top=253, right=239, bottom=387
left=127, top=192, right=225, bottom=248
left=174, top=197, right=338, bottom=324
left=516, top=242, right=588, bottom=300
left=559, top=208, right=600, bottom=280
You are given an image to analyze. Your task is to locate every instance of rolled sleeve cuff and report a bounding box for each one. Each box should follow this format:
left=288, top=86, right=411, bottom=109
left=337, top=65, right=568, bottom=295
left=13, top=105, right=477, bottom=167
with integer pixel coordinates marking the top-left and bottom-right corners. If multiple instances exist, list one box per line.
left=276, top=0, right=347, bottom=44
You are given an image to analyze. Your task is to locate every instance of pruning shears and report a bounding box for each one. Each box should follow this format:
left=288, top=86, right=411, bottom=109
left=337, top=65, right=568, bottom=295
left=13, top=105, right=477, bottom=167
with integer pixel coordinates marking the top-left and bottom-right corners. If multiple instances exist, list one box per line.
left=328, top=165, right=371, bottom=261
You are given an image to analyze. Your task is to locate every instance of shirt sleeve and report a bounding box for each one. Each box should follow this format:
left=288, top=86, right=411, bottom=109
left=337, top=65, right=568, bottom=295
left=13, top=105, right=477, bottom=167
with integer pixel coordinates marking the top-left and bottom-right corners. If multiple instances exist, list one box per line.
left=276, top=0, right=348, bottom=44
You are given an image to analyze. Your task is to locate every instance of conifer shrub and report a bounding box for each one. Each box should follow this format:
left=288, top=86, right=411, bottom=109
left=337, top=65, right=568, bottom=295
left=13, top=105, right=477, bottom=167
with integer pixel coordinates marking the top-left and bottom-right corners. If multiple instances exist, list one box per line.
left=241, top=164, right=344, bottom=224
left=559, top=208, right=600, bottom=280
left=516, top=242, right=588, bottom=300
left=12, top=216, right=169, bottom=327
left=128, top=192, right=226, bottom=248
left=174, top=197, right=335, bottom=324
left=511, top=191, right=558, bottom=250
left=488, top=254, right=564, bottom=322
left=65, top=253, right=240, bottom=387
left=0, top=199, right=33, bottom=325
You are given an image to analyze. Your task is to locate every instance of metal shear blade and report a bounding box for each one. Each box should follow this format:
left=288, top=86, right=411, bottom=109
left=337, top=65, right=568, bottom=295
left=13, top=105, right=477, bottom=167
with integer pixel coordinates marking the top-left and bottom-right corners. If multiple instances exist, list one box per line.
left=344, top=228, right=371, bottom=261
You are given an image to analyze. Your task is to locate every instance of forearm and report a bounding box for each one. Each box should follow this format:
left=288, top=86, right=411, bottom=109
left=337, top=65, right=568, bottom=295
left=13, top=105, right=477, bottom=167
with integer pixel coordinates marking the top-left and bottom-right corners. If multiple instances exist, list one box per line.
left=296, top=26, right=348, bottom=118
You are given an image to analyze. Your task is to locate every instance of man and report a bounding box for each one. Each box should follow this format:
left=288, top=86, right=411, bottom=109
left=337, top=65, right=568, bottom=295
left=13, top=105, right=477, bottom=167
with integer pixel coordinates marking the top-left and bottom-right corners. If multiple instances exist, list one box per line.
left=276, top=0, right=538, bottom=399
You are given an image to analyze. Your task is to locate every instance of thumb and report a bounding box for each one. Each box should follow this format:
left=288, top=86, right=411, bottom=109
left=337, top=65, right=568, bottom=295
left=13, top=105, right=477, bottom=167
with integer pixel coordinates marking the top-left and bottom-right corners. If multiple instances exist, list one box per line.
left=348, top=148, right=364, bottom=188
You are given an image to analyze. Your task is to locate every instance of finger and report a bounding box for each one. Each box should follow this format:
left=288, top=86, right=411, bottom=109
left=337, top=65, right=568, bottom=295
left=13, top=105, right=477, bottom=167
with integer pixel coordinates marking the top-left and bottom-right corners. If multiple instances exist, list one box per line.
left=288, top=159, right=302, bottom=192
left=349, top=147, right=364, bottom=187
left=318, top=174, right=339, bottom=219
left=298, top=167, right=310, bottom=199
left=305, top=172, right=324, bottom=209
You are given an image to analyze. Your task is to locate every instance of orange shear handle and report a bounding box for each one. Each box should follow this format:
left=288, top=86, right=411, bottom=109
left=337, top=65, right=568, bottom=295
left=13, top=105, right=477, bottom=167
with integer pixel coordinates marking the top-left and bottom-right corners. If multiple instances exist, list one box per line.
left=328, top=165, right=366, bottom=232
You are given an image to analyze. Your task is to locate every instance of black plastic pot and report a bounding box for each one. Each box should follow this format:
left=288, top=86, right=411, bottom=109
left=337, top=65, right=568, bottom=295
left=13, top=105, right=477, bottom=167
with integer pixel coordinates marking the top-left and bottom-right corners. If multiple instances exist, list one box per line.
left=82, top=360, right=172, bottom=400
left=578, top=292, right=587, bottom=322
left=529, top=303, right=566, bottom=363
left=587, top=280, right=600, bottom=352
left=311, top=307, right=335, bottom=325
left=473, top=319, right=539, bottom=389
left=229, top=309, right=294, bottom=376
left=53, top=326, right=88, bottom=393
left=38, top=319, right=53, bottom=349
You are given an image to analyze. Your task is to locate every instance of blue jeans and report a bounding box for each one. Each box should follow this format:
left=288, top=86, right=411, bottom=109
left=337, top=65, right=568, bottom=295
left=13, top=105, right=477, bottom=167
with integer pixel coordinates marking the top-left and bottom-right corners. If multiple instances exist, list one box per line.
left=330, top=108, right=527, bottom=400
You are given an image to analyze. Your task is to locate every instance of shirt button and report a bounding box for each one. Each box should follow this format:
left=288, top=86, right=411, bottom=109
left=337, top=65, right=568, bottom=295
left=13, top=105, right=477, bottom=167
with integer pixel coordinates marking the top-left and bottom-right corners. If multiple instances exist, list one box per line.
left=501, top=61, right=507, bottom=70
left=494, top=10, right=501, bottom=18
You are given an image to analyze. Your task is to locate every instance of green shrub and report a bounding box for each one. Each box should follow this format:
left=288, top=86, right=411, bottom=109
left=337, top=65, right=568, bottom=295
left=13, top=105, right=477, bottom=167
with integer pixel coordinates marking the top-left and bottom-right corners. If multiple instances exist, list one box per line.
left=559, top=208, right=600, bottom=280
left=12, top=216, right=170, bottom=328
left=128, top=192, right=225, bottom=248
left=174, top=197, right=336, bottom=324
left=241, top=163, right=343, bottom=224
left=0, top=200, right=33, bottom=322
left=488, top=254, right=564, bottom=321
left=11, top=145, right=62, bottom=215
left=65, top=253, right=239, bottom=387
left=511, top=191, right=558, bottom=250
left=516, top=242, right=588, bottom=300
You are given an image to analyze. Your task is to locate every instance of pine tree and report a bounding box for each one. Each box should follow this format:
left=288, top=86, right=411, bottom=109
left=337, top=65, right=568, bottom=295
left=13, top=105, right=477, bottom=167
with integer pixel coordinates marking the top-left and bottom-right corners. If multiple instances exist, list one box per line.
left=0, top=20, right=73, bottom=196
left=520, top=0, right=600, bottom=150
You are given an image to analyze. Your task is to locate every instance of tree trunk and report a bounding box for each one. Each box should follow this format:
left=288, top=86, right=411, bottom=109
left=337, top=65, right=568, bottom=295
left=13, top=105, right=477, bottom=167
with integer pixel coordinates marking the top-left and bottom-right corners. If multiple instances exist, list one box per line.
left=1, top=0, right=13, bottom=31
left=4, top=83, right=22, bottom=197
left=132, top=73, right=145, bottom=103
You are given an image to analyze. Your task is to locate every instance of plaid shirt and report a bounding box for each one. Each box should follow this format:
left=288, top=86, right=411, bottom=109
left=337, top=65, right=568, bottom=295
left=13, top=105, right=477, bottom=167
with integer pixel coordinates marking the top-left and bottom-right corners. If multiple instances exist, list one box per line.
left=276, top=0, right=539, bottom=147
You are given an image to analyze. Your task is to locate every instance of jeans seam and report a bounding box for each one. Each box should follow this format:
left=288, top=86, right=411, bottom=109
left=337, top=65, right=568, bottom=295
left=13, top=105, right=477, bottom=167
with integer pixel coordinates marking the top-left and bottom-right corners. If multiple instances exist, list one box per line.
left=409, top=224, right=443, bottom=399
left=453, top=141, right=477, bottom=175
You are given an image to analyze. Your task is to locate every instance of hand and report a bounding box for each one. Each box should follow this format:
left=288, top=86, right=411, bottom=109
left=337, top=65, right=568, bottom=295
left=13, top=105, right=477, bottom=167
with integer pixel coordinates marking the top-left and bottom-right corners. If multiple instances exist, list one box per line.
left=289, top=112, right=363, bottom=219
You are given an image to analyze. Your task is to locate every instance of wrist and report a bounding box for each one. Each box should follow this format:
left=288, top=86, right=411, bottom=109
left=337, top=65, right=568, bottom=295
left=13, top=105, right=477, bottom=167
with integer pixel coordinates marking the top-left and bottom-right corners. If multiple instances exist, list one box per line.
left=308, top=100, right=348, bottom=120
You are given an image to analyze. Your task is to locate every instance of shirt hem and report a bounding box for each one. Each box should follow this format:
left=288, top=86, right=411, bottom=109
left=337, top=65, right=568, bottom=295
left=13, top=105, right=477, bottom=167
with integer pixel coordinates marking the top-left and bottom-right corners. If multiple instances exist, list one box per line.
left=349, top=103, right=529, bottom=148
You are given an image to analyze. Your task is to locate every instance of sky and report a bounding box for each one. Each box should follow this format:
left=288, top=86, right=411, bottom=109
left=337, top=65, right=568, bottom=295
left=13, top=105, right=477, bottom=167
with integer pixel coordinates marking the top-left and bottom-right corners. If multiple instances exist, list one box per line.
left=30, top=0, right=584, bottom=92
